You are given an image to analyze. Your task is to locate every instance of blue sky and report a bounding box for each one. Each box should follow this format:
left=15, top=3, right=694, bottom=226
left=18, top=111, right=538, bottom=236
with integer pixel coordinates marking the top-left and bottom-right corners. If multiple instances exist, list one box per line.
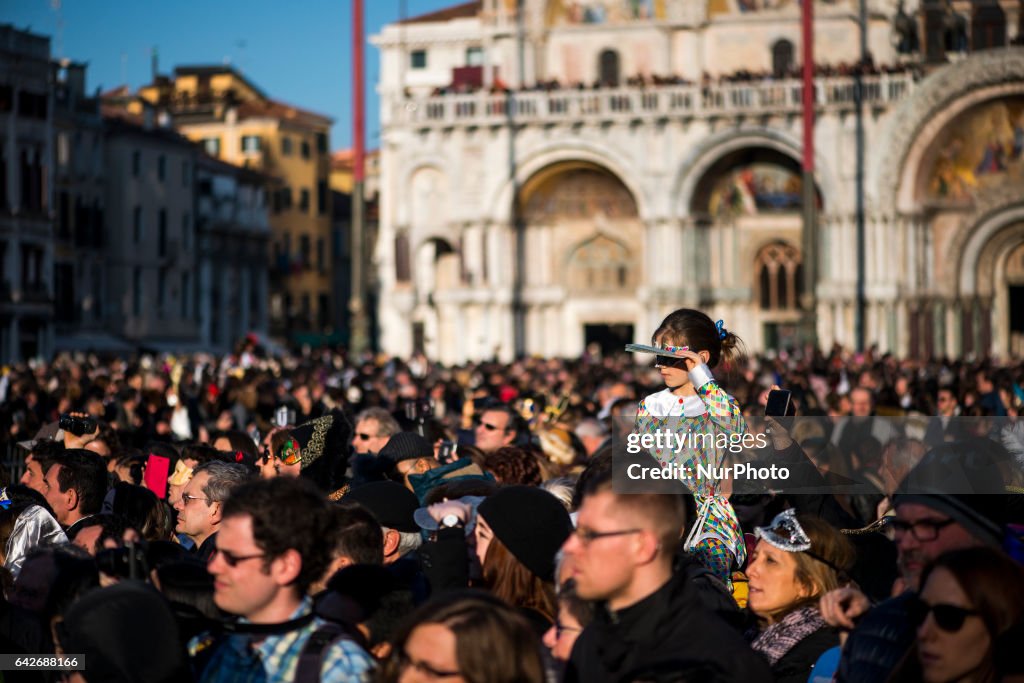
left=5, top=0, right=457, bottom=150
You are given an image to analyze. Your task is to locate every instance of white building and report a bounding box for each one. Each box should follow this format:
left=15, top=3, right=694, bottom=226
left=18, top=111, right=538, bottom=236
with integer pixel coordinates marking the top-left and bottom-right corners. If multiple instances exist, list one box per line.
left=373, top=0, right=1024, bottom=363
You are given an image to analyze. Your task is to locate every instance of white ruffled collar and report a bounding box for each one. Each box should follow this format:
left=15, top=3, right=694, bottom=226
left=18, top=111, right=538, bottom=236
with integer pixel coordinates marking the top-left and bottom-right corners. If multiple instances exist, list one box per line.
left=644, top=388, right=707, bottom=418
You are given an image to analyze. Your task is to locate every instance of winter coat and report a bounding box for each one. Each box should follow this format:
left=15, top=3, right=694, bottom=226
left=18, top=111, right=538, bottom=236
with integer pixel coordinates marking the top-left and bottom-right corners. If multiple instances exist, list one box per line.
left=565, top=569, right=772, bottom=683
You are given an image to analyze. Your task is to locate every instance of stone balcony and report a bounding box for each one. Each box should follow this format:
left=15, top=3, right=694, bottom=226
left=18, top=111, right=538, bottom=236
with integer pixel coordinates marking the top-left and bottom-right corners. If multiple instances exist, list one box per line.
left=387, top=72, right=917, bottom=129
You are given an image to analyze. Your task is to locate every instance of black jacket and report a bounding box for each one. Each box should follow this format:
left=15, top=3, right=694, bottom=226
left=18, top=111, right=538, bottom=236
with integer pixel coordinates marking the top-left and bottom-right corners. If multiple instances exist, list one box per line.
left=565, top=571, right=773, bottom=683
left=194, top=533, right=218, bottom=564
left=835, top=592, right=916, bottom=683
left=769, top=627, right=839, bottom=683
left=672, top=550, right=745, bottom=632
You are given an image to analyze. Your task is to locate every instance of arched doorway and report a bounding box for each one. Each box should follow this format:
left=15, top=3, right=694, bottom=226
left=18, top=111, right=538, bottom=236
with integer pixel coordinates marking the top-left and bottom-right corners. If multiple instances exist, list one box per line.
left=965, top=219, right=1024, bottom=358
left=518, top=161, right=642, bottom=356
left=413, top=237, right=461, bottom=360
left=909, top=95, right=1024, bottom=357
left=1006, top=241, right=1024, bottom=356
left=686, top=146, right=819, bottom=351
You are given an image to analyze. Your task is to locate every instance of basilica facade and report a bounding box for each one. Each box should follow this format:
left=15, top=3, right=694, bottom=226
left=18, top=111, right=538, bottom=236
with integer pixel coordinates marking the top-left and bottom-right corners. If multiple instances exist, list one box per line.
left=372, top=0, right=1024, bottom=363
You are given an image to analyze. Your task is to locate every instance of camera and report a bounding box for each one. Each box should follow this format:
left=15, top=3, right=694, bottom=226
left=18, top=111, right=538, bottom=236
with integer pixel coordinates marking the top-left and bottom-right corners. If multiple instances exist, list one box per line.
left=96, top=541, right=149, bottom=580
left=403, top=398, right=433, bottom=423
left=59, top=413, right=97, bottom=437
left=438, top=440, right=458, bottom=465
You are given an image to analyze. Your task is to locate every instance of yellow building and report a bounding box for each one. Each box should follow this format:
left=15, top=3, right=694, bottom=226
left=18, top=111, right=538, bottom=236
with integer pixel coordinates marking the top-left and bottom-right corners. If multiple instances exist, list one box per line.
left=138, top=66, right=334, bottom=339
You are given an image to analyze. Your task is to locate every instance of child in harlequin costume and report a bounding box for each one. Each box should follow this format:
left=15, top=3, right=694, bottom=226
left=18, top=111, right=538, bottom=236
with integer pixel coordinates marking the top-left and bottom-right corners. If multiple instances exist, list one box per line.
left=628, top=308, right=747, bottom=586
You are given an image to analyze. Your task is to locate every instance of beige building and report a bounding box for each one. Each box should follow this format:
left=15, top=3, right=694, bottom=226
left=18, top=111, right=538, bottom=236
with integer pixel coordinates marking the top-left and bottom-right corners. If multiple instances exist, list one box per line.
left=373, top=0, right=1024, bottom=363
left=0, top=25, right=55, bottom=362
left=138, top=67, right=335, bottom=340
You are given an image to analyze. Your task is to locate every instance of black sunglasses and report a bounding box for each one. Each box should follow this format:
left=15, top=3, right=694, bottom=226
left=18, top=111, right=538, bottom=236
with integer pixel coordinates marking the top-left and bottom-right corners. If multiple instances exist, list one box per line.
left=908, top=597, right=979, bottom=632
left=209, top=548, right=267, bottom=568
left=654, top=356, right=690, bottom=370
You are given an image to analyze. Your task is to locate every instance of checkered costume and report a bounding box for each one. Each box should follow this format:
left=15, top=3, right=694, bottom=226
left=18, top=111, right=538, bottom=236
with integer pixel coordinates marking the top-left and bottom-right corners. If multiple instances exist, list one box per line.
left=634, top=364, right=747, bottom=585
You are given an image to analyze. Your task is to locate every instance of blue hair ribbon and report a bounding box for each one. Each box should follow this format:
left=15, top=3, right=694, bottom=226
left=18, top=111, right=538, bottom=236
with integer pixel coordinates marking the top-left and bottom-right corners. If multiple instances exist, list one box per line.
left=715, top=319, right=727, bottom=340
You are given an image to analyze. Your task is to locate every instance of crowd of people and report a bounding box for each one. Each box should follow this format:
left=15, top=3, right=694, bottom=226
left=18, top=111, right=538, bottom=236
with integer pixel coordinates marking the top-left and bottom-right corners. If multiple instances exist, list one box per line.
left=423, top=60, right=921, bottom=98
left=1, top=308, right=1023, bottom=682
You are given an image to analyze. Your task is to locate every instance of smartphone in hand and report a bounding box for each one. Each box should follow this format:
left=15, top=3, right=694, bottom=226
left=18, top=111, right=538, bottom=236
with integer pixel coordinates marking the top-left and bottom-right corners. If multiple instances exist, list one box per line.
left=764, top=390, right=795, bottom=417
left=438, top=440, right=459, bottom=465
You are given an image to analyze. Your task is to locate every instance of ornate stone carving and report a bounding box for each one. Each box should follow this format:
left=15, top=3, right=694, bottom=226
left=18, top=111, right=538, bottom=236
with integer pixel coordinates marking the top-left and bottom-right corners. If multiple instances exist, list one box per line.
left=877, top=48, right=1024, bottom=211
left=945, top=184, right=1024, bottom=269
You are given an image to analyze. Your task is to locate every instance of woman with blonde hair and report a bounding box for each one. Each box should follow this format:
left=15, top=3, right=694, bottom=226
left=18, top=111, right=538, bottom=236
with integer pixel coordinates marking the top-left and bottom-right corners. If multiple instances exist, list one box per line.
left=745, top=509, right=856, bottom=683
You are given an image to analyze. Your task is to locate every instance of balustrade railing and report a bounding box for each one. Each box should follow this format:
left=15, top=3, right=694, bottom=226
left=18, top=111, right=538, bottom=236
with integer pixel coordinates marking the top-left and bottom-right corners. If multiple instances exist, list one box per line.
left=390, top=73, right=916, bottom=128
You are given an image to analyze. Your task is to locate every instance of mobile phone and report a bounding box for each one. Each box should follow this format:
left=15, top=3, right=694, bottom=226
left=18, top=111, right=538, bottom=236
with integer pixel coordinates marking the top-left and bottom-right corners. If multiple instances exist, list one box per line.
left=764, top=389, right=795, bottom=417
left=438, top=440, right=458, bottom=465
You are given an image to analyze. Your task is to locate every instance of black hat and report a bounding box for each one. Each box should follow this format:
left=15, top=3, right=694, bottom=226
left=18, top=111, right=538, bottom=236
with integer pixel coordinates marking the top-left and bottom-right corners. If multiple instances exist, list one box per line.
left=58, top=581, right=191, bottom=682
left=477, top=486, right=573, bottom=582
left=290, top=410, right=352, bottom=493
left=291, top=411, right=349, bottom=469
left=379, top=432, right=433, bottom=463
left=894, top=441, right=1008, bottom=547
left=343, top=481, right=420, bottom=533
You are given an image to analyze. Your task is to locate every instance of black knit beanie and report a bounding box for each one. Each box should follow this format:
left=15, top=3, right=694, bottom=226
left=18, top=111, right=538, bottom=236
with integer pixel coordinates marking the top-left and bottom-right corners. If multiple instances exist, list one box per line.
left=476, top=486, right=573, bottom=582
left=380, top=432, right=433, bottom=463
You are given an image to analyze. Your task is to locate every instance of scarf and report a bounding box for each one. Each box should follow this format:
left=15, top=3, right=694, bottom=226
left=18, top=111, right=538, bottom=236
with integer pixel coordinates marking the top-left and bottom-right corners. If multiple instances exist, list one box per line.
left=751, top=605, right=828, bottom=666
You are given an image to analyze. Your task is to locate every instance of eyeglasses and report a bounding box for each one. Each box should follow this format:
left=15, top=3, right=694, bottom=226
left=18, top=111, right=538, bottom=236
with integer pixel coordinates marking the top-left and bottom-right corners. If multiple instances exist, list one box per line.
left=908, top=597, right=979, bottom=632
left=210, top=548, right=267, bottom=568
left=571, top=527, right=642, bottom=547
left=354, top=432, right=373, bottom=441
left=477, top=421, right=504, bottom=432
left=397, top=651, right=461, bottom=679
left=891, top=518, right=955, bottom=542
left=654, top=356, right=690, bottom=370
left=180, top=492, right=211, bottom=506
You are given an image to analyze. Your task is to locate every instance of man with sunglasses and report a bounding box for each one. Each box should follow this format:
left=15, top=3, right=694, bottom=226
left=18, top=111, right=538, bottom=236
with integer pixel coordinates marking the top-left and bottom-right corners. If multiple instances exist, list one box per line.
left=175, top=460, right=252, bottom=562
left=191, top=477, right=373, bottom=682
left=473, top=405, right=521, bottom=453
left=352, top=408, right=400, bottom=456
left=821, top=444, right=1008, bottom=683
left=561, top=477, right=771, bottom=683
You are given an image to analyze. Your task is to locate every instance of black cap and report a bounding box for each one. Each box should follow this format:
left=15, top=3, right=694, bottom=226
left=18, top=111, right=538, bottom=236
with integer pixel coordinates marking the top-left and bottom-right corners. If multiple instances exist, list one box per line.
left=343, top=481, right=420, bottom=533
left=894, top=441, right=1008, bottom=547
left=477, top=486, right=573, bottom=582
left=379, top=432, right=433, bottom=463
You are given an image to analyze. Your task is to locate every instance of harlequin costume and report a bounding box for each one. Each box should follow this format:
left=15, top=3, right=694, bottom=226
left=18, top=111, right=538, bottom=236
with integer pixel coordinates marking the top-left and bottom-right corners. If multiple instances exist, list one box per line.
left=629, top=343, right=747, bottom=586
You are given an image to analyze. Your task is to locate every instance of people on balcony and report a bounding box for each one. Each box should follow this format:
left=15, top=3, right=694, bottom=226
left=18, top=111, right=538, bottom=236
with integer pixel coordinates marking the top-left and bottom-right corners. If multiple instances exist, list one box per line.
left=420, top=60, right=921, bottom=99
